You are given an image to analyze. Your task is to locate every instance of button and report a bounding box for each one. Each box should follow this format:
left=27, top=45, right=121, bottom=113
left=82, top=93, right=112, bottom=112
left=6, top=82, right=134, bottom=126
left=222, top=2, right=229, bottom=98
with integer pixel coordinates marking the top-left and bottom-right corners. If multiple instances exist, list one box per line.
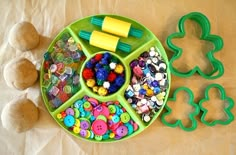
left=94, top=135, right=103, bottom=141
left=93, top=105, right=109, bottom=118
left=83, top=101, right=92, bottom=111
left=74, top=108, right=80, bottom=118
left=80, top=129, right=87, bottom=137
left=120, top=112, right=130, bottom=123
left=91, top=120, right=108, bottom=136
left=116, top=125, right=128, bottom=137
left=64, top=115, right=75, bottom=127
left=73, top=126, right=80, bottom=133
left=97, top=115, right=107, bottom=122
left=124, top=123, right=134, bottom=135
left=57, top=113, right=62, bottom=119
left=65, top=108, right=74, bottom=116
left=108, top=105, right=116, bottom=114
left=80, top=120, right=90, bottom=130
left=112, top=115, right=120, bottom=123
left=75, top=119, right=80, bottom=127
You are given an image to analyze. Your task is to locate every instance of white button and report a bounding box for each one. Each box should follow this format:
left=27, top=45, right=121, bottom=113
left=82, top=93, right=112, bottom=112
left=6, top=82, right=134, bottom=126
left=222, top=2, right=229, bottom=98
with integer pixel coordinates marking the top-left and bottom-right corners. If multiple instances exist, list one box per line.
left=155, top=73, right=163, bottom=81
left=143, top=115, right=151, bottom=122
left=141, top=98, right=147, bottom=104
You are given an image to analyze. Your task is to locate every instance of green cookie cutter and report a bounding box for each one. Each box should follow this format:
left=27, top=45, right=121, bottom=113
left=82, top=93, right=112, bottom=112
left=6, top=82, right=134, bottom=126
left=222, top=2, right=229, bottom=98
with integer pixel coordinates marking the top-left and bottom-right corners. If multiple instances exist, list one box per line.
left=161, top=87, right=200, bottom=131
left=166, top=12, right=224, bottom=79
left=199, top=83, right=234, bottom=126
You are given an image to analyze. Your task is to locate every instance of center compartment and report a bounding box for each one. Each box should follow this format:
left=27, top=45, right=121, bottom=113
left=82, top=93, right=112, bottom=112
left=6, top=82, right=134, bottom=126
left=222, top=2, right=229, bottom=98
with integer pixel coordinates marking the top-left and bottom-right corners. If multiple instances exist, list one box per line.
left=80, top=51, right=130, bottom=100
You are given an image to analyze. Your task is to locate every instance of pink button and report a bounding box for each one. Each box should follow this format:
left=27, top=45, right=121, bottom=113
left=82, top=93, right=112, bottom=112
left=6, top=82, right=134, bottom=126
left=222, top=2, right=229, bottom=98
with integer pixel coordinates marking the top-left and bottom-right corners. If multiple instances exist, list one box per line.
left=93, top=105, right=109, bottom=118
left=91, top=120, right=108, bottom=136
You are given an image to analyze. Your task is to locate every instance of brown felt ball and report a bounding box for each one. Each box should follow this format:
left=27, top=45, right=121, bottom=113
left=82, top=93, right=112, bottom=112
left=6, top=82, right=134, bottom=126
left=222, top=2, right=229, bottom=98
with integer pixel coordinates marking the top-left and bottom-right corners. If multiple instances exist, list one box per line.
left=8, top=21, right=40, bottom=51
left=1, top=96, right=39, bottom=133
left=3, top=58, right=38, bottom=90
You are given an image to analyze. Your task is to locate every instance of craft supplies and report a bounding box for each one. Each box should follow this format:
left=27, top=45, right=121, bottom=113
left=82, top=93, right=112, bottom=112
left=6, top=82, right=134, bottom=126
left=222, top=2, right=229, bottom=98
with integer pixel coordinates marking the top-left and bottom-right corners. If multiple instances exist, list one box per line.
left=57, top=96, right=139, bottom=141
left=82, top=52, right=125, bottom=96
left=125, top=47, right=169, bottom=123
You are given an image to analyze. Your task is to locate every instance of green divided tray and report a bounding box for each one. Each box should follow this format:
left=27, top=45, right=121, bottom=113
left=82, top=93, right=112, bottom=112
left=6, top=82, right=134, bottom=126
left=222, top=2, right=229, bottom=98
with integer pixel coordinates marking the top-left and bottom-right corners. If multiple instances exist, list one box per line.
left=40, top=14, right=171, bottom=142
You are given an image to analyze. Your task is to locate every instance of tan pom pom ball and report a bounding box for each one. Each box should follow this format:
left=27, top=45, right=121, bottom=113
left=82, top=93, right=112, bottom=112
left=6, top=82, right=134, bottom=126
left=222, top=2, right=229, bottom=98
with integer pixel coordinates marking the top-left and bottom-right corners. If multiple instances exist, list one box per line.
left=3, top=58, right=38, bottom=90
left=1, top=96, right=39, bottom=133
left=8, top=21, right=40, bottom=51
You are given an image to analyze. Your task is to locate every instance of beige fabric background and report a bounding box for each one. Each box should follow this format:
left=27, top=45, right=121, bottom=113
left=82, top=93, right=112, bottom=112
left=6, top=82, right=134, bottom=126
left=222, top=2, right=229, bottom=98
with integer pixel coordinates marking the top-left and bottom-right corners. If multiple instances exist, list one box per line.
left=0, top=0, right=236, bottom=154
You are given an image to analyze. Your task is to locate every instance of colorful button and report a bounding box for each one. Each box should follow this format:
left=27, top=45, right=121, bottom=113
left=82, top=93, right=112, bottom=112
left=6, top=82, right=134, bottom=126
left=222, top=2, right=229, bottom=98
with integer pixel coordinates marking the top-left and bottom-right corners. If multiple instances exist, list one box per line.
left=108, top=105, right=116, bottom=114
left=64, top=115, right=75, bottom=127
left=120, top=112, right=131, bottom=123
left=91, top=120, right=108, bottom=136
left=65, top=108, right=74, bottom=116
left=116, top=125, right=128, bottom=137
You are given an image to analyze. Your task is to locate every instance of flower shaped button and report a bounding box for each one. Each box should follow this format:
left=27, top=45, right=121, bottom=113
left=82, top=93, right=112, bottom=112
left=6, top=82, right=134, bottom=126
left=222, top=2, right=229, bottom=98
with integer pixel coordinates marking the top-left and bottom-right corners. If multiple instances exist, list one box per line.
left=166, top=12, right=224, bottom=79
left=199, top=84, right=234, bottom=126
left=161, top=87, right=200, bottom=131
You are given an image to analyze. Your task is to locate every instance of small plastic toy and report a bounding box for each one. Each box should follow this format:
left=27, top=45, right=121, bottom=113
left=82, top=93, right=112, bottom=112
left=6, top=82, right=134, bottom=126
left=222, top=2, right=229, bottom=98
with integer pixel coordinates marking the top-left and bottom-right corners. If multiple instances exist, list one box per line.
left=199, top=83, right=234, bottom=126
left=161, top=87, right=200, bottom=131
left=79, top=30, right=131, bottom=53
left=166, top=12, right=224, bottom=79
left=91, top=16, right=143, bottom=38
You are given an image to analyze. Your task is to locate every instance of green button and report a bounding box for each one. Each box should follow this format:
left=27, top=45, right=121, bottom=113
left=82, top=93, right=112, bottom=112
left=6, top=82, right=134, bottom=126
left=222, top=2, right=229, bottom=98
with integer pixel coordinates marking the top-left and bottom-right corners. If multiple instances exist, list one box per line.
left=95, top=135, right=103, bottom=141
left=97, top=115, right=107, bottom=122
left=74, top=108, right=80, bottom=118
left=83, top=101, right=91, bottom=109
left=108, top=105, right=116, bottom=114
left=120, top=112, right=130, bottom=123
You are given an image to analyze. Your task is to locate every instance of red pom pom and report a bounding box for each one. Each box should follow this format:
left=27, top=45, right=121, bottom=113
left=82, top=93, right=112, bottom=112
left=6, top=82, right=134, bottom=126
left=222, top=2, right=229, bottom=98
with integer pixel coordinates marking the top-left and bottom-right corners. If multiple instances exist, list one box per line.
left=107, top=72, right=117, bottom=82
left=82, top=68, right=94, bottom=80
left=94, top=53, right=103, bottom=61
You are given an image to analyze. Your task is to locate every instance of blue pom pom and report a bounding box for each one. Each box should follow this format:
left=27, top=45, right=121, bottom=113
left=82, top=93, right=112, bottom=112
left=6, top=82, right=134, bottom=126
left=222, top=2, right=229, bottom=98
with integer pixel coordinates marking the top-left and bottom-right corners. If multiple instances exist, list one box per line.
left=115, top=76, right=125, bottom=86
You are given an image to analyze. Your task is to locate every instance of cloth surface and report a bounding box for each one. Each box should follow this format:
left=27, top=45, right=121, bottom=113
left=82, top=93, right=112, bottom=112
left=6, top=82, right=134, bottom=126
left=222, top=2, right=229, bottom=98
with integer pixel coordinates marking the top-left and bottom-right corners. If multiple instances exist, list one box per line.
left=0, top=0, right=236, bottom=154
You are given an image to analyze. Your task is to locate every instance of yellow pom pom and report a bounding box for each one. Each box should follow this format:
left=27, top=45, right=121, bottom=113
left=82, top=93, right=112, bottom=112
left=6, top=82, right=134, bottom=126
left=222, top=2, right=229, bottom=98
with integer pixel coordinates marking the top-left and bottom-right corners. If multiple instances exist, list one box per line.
left=92, top=86, right=99, bottom=92
left=86, top=79, right=96, bottom=88
left=98, top=87, right=108, bottom=96
left=114, top=64, right=124, bottom=74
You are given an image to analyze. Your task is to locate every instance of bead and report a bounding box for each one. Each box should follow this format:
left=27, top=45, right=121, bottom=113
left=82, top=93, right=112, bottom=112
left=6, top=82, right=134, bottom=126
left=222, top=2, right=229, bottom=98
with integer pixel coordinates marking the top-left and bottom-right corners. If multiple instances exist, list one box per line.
left=133, top=66, right=143, bottom=77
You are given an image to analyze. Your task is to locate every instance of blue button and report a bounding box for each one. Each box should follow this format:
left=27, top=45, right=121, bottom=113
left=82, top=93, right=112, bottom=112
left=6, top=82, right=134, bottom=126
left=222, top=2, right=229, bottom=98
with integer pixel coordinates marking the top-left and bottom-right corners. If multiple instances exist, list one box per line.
left=64, top=115, right=75, bottom=127
left=125, top=123, right=134, bottom=135
left=112, top=115, right=120, bottom=123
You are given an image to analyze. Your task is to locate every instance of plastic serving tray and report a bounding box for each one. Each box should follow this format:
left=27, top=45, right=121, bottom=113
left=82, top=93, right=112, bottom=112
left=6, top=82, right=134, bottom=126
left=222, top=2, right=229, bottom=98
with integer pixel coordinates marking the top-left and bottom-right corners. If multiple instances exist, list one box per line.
left=40, top=15, right=171, bottom=142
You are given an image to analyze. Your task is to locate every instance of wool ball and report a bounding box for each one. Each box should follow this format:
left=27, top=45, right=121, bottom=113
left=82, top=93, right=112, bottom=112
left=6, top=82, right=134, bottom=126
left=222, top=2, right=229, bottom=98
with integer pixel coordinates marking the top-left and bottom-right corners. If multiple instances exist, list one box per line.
left=3, top=58, right=38, bottom=90
left=1, top=96, right=39, bottom=133
left=8, top=21, right=39, bottom=51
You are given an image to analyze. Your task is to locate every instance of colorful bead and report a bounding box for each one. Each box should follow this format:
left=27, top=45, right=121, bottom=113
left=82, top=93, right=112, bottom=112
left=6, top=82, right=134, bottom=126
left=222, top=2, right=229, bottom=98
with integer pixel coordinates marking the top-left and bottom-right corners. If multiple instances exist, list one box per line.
left=125, top=46, right=168, bottom=123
